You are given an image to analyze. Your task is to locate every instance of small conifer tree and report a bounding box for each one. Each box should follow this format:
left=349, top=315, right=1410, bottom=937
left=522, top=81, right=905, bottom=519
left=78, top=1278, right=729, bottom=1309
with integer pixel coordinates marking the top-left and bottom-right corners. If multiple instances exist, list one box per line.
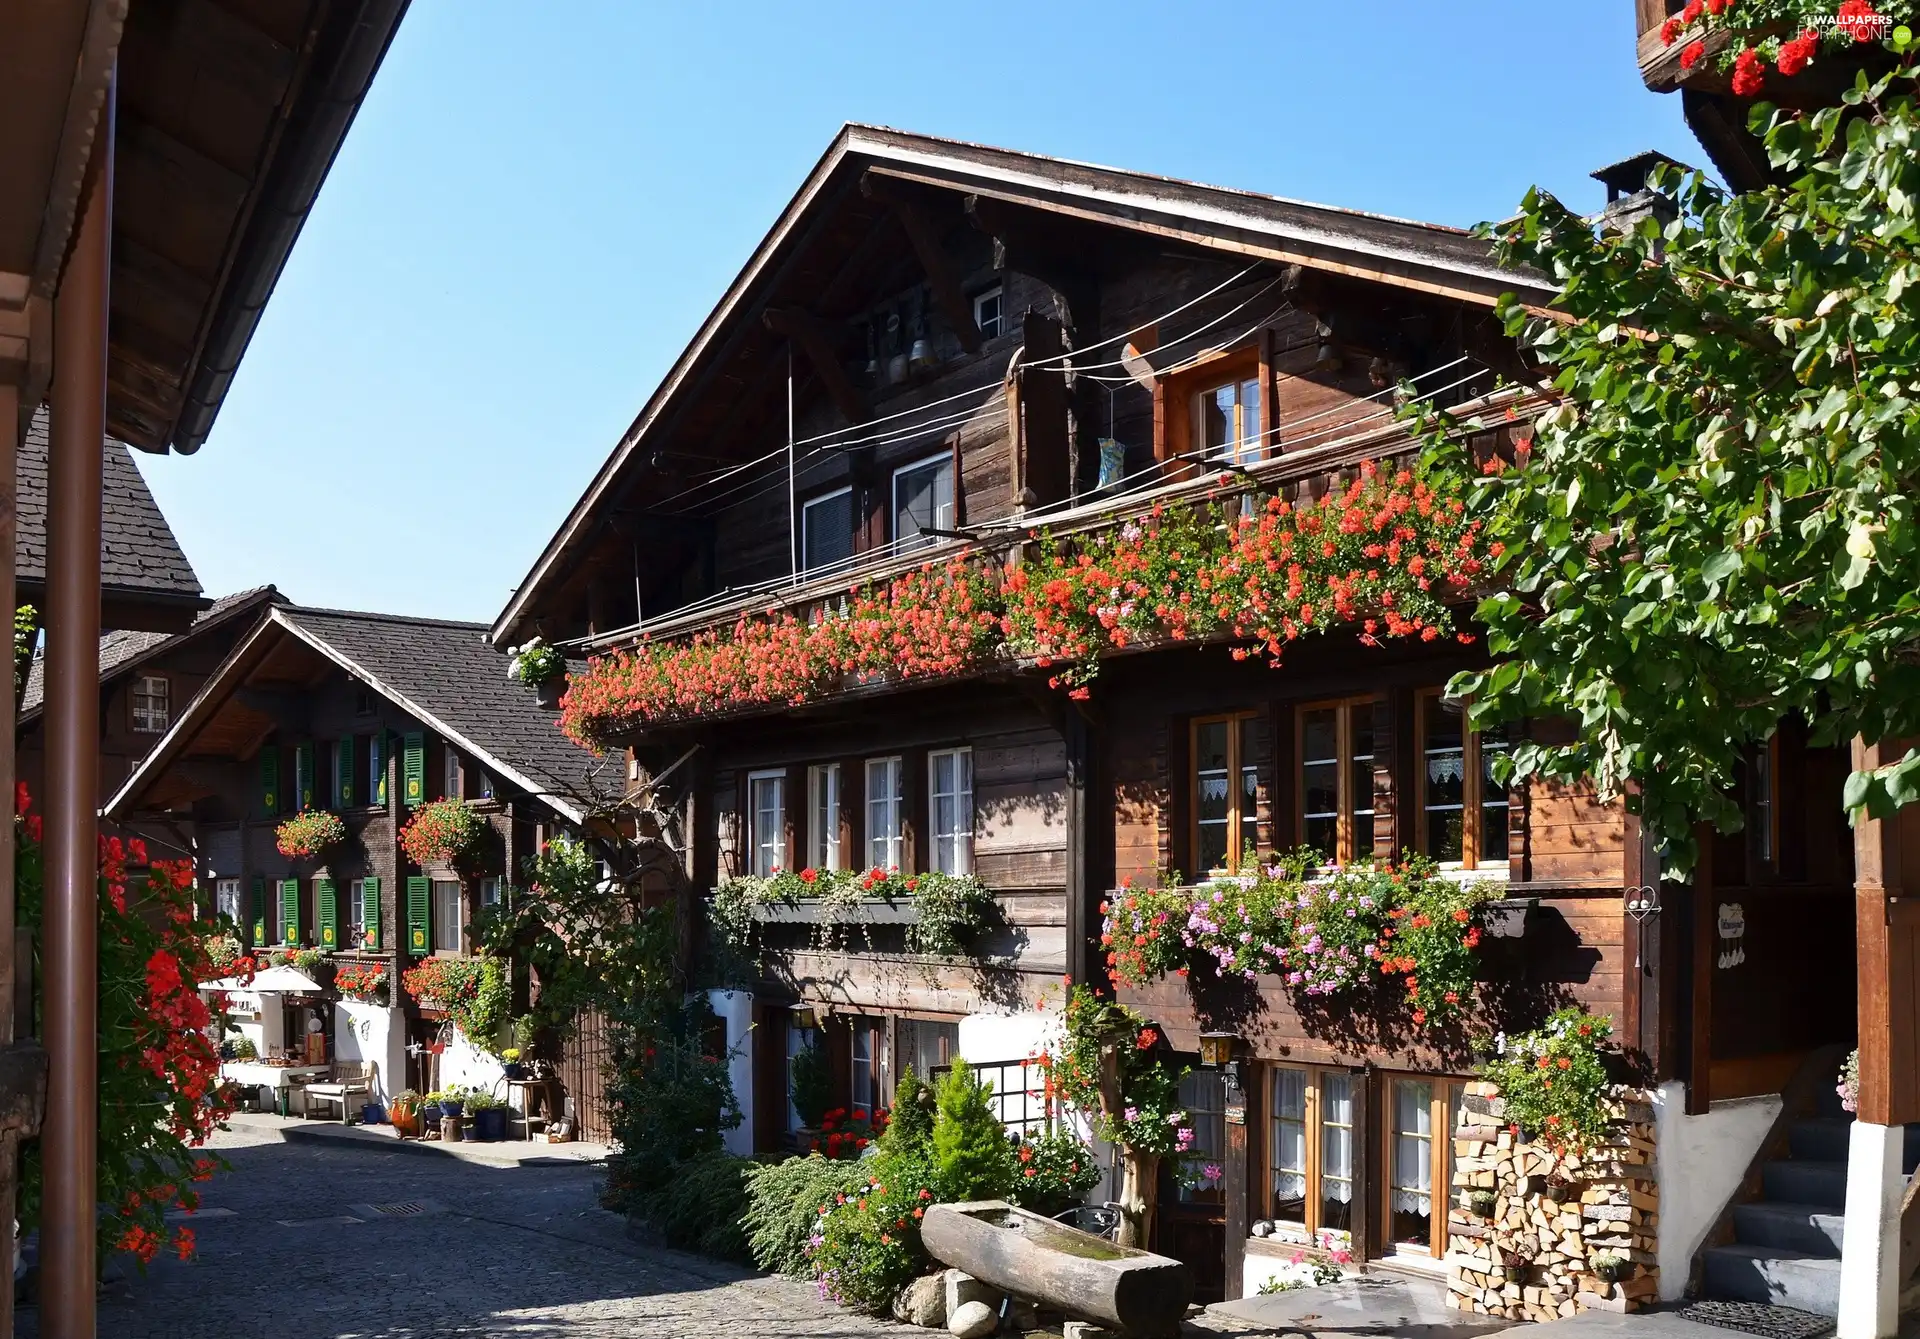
left=932, top=1059, right=1013, bottom=1200
left=879, top=1066, right=935, bottom=1160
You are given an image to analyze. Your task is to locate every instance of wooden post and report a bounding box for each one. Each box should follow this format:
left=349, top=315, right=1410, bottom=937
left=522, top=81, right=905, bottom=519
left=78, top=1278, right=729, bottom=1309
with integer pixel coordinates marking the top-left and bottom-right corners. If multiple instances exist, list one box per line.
left=1064, top=707, right=1090, bottom=986
left=1348, top=1067, right=1372, bottom=1264
left=1851, top=737, right=1920, bottom=1127
left=1221, top=1062, right=1252, bottom=1300
left=1687, top=823, right=1714, bottom=1115
left=44, top=73, right=112, bottom=1339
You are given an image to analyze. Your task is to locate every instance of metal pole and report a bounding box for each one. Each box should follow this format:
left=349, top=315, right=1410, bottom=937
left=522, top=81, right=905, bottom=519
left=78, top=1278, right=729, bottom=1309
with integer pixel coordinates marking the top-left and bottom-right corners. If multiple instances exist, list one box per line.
left=44, top=69, right=112, bottom=1339
left=787, top=346, right=797, bottom=584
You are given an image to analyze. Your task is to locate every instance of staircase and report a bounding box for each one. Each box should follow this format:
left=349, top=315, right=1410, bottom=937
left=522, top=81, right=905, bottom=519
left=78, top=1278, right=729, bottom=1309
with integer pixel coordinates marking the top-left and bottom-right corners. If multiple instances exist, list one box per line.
left=1701, top=1100, right=1920, bottom=1318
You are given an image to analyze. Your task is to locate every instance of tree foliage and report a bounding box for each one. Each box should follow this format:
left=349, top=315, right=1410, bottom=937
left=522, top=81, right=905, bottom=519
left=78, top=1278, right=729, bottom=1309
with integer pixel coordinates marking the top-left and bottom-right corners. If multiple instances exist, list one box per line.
left=1411, top=55, right=1920, bottom=865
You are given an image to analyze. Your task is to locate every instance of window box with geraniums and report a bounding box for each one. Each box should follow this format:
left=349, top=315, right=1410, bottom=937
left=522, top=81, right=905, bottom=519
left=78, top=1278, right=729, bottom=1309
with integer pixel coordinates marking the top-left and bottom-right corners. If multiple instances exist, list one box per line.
left=710, top=866, right=997, bottom=959
left=1655, top=0, right=1909, bottom=98
left=274, top=808, right=346, bottom=860
left=399, top=798, right=484, bottom=868
left=334, top=962, right=388, bottom=1005
left=400, top=956, right=508, bottom=1048
left=508, top=636, right=568, bottom=708
left=1479, top=1008, right=1615, bottom=1157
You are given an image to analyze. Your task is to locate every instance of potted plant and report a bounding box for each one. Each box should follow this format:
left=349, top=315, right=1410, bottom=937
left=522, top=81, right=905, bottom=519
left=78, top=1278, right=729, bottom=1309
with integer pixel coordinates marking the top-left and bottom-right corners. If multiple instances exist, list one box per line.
left=439, top=1087, right=466, bottom=1118
left=1590, top=1251, right=1626, bottom=1285
left=274, top=808, right=348, bottom=861
left=507, top=637, right=568, bottom=709
left=1546, top=1171, right=1577, bottom=1203
left=388, top=1089, right=421, bottom=1136
left=466, top=1089, right=509, bottom=1141
left=399, top=798, right=485, bottom=868
left=419, top=1091, right=445, bottom=1128
left=1467, top=1189, right=1498, bottom=1219
left=500, top=1047, right=526, bottom=1080
left=1497, top=1235, right=1535, bottom=1285
left=232, top=1036, right=258, bottom=1062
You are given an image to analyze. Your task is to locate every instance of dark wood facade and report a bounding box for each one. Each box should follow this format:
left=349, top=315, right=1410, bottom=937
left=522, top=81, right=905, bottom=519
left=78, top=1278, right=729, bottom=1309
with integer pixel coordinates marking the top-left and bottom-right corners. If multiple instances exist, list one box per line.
left=496, top=127, right=1863, bottom=1300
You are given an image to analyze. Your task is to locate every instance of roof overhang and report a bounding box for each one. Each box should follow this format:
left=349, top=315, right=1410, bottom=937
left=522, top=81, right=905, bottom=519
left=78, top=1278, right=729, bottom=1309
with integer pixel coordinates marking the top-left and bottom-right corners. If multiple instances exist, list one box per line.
left=489, top=124, right=1556, bottom=647
left=2, top=0, right=411, bottom=453
left=107, top=607, right=586, bottom=825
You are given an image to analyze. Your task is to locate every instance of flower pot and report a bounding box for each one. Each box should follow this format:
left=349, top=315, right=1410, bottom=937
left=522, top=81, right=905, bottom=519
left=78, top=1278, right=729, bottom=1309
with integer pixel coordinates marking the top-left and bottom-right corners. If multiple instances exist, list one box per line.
left=361, top=1102, right=385, bottom=1125
left=440, top=1098, right=465, bottom=1118
left=1502, top=1264, right=1528, bottom=1284
left=503, top=1062, right=526, bottom=1080
left=389, top=1108, right=418, bottom=1136
left=1594, top=1263, right=1623, bottom=1284
left=419, top=1102, right=444, bottom=1128
left=473, top=1108, right=509, bottom=1142
left=535, top=678, right=565, bottom=710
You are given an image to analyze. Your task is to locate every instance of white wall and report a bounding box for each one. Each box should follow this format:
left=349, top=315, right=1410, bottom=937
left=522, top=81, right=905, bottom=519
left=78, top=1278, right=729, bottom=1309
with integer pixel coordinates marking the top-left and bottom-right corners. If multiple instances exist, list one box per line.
left=1653, top=1079, right=1782, bottom=1301
left=709, top=989, right=755, bottom=1156
left=437, top=1026, right=507, bottom=1099
left=1243, top=1251, right=1351, bottom=1296
left=334, top=1001, right=405, bottom=1105
left=958, top=1007, right=1059, bottom=1067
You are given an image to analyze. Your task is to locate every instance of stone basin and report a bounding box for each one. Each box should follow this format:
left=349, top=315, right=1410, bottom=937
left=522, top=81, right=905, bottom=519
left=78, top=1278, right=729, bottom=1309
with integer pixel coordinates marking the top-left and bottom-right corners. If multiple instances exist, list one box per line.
left=920, top=1200, right=1192, bottom=1338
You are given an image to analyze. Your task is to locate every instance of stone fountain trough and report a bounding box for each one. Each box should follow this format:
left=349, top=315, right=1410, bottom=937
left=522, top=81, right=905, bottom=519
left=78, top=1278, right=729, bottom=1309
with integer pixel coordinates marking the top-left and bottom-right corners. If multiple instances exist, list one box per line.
left=920, top=1200, right=1192, bottom=1338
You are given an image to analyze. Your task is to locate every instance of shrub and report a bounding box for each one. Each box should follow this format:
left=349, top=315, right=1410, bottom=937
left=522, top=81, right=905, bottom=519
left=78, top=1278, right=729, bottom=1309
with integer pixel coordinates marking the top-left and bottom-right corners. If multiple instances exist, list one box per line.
left=878, top=1067, right=935, bottom=1160
left=399, top=956, right=508, bottom=1048
left=635, top=1151, right=754, bottom=1262
left=744, top=1155, right=869, bottom=1277
left=807, top=1105, right=887, bottom=1160
left=932, top=1059, right=1013, bottom=1202
left=1480, top=1007, right=1614, bottom=1156
left=808, top=1149, right=944, bottom=1313
left=1008, top=1125, right=1103, bottom=1218
left=605, top=997, right=741, bottom=1199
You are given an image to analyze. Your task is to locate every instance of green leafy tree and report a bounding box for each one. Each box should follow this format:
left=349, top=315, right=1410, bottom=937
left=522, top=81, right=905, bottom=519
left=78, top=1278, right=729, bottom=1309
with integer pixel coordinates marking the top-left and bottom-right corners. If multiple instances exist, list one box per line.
left=1410, top=53, right=1920, bottom=865
left=931, top=1059, right=1014, bottom=1201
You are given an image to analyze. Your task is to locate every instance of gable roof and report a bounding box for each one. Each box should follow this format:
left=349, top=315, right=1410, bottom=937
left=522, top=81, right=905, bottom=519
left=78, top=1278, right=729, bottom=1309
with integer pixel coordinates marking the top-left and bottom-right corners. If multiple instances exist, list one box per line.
left=106, top=604, right=596, bottom=825
left=16, top=404, right=207, bottom=630
left=19, top=585, right=283, bottom=721
left=489, top=124, right=1556, bottom=646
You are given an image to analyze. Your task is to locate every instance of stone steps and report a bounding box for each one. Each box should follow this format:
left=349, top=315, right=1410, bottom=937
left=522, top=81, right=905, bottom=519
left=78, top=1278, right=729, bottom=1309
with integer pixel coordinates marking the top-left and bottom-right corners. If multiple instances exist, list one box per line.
left=1701, top=1243, right=1843, bottom=1317
left=1728, top=1201, right=1845, bottom=1257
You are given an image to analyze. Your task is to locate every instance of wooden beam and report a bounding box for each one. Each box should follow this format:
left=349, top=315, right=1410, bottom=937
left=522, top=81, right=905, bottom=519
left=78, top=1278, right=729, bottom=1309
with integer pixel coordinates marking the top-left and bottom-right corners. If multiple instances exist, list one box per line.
left=860, top=172, right=980, bottom=353
left=1687, top=822, right=1713, bottom=1115
left=1852, top=736, right=1920, bottom=1127
left=763, top=307, right=866, bottom=426
left=964, top=194, right=1100, bottom=333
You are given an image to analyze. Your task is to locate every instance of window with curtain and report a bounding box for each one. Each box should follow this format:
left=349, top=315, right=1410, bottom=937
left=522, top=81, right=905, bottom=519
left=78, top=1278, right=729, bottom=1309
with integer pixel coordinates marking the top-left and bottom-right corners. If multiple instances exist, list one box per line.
left=1193, top=713, right=1260, bottom=873
left=866, top=757, right=903, bottom=871
left=347, top=879, right=366, bottom=949
left=901, top=1018, right=958, bottom=1081
left=850, top=1017, right=885, bottom=1118
left=1196, top=375, right=1263, bottom=465
left=748, top=771, right=786, bottom=878
left=443, top=747, right=462, bottom=800
left=1173, top=1070, right=1227, bottom=1204
left=215, top=878, right=242, bottom=927
left=1267, top=1066, right=1354, bottom=1243
left=1388, top=1077, right=1463, bottom=1256
left=431, top=880, right=463, bottom=954
left=809, top=763, right=842, bottom=870
left=786, top=1022, right=818, bottom=1134
left=1299, top=698, right=1380, bottom=865
left=928, top=748, right=973, bottom=876
left=1418, top=692, right=1513, bottom=868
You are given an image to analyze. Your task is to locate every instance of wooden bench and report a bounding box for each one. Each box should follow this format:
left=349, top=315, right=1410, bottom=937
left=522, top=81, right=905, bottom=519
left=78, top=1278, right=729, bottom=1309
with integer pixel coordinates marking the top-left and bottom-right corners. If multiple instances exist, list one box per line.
left=303, top=1060, right=375, bottom=1122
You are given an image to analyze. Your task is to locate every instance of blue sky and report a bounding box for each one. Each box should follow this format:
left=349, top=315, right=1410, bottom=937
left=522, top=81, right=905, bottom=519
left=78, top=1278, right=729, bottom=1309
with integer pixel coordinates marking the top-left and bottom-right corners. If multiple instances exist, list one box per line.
left=141, top=1, right=1695, bottom=625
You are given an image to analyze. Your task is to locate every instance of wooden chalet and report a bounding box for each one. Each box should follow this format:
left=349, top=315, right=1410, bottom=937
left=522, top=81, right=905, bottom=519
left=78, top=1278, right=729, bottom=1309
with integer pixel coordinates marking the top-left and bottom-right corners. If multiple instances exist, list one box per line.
left=105, top=604, right=608, bottom=1132
left=3, top=1, right=410, bottom=1327
left=496, top=121, right=1911, bottom=1324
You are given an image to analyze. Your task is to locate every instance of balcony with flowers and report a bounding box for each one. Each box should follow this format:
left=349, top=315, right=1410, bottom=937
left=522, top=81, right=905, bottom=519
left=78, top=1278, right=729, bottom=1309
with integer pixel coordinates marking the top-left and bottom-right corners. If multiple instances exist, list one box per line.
left=556, top=388, right=1539, bottom=753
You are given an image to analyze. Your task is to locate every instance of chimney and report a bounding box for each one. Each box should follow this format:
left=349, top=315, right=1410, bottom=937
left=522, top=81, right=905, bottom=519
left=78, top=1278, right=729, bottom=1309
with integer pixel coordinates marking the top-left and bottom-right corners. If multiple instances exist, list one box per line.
left=1590, top=150, right=1693, bottom=236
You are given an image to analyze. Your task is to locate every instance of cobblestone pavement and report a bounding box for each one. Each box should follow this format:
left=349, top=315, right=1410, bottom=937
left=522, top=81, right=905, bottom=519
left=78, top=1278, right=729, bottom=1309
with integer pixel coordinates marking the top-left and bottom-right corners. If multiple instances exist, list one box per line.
left=29, top=1125, right=923, bottom=1339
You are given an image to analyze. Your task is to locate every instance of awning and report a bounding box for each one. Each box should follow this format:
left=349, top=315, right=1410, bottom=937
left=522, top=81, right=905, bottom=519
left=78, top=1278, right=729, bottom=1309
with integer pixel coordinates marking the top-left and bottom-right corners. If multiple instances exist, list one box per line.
left=203, top=966, right=323, bottom=994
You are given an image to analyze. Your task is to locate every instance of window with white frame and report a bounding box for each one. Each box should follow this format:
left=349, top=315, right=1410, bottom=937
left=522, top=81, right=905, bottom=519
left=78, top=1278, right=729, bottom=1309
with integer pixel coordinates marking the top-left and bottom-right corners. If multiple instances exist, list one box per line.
left=1196, top=374, right=1263, bottom=466
left=131, top=675, right=169, bottom=733
left=214, top=878, right=242, bottom=928
left=347, top=878, right=367, bottom=949
left=892, top=453, right=955, bottom=553
left=802, top=487, right=855, bottom=574
left=850, top=1016, right=884, bottom=1119
left=479, top=876, right=502, bottom=913
left=808, top=763, right=842, bottom=871
left=786, top=1022, right=818, bottom=1135
left=432, top=880, right=463, bottom=953
left=443, top=746, right=462, bottom=800
left=972, top=286, right=1003, bottom=340
left=928, top=747, right=973, bottom=876
left=865, top=757, right=903, bottom=871
left=748, top=770, right=787, bottom=878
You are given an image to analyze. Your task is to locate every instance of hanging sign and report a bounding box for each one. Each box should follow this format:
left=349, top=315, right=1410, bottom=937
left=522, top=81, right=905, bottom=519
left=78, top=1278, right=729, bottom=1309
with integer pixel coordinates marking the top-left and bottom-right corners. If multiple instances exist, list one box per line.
left=1716, top=902, right=1746, bottom=970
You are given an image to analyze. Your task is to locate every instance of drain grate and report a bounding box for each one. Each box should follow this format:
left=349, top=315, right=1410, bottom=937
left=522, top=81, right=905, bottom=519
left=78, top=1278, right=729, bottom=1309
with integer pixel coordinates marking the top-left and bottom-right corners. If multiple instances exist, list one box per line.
left=1671, top=1300, right=1835, bottom=1339
left=368, top=1202, right=427, bottom=1217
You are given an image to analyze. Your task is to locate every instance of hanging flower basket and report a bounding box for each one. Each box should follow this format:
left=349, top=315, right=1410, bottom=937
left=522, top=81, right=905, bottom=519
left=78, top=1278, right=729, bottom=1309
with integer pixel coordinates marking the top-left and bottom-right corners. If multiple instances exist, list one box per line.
left=274, top=809, right=346, bottom=860
left=335, top=962, right=388, bottom=1004
left=507, top=637, right=568, bottom=708
left=399, top=798, right=484, bottom=867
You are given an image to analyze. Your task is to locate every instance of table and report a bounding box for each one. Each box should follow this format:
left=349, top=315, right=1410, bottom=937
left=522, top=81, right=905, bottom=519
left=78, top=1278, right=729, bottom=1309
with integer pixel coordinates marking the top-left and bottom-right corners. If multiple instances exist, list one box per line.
left=220, top=1062, right=328, bottom=1116
left=505, top=1078, right=560, bottom=1141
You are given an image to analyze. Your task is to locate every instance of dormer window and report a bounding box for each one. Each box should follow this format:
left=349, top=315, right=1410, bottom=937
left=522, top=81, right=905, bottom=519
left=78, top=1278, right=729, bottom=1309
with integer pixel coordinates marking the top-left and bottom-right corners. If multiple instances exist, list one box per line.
left=972, top=286, right=1003, bottom=340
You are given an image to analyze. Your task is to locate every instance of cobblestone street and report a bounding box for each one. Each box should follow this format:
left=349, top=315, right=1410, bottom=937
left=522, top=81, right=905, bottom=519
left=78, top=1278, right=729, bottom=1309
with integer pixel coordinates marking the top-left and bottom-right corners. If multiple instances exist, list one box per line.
left=35, top=1126, right=921, bottom=1339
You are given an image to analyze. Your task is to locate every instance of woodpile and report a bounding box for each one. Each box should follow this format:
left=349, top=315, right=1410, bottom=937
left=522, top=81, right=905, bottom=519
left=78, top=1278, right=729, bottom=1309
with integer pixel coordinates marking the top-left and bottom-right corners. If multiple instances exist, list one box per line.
left=1444, top=1082, right=1659, bottom=1321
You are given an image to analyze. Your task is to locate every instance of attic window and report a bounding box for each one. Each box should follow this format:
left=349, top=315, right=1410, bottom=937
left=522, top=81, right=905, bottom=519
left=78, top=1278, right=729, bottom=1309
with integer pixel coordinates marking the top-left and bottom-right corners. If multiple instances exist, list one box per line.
left=355, top=689, right=375, bottom=716
left=973, top=286, right=1003, bottom=340
left=131, top=676, right=169, bottom=733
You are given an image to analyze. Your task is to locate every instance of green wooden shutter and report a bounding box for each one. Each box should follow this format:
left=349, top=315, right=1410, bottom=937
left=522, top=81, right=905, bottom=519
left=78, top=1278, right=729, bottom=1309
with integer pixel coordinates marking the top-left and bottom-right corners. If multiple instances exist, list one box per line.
left=259, top=746, right=280, bottom=816
left=336, top=737, right=355, bottom=808
left=295, top=744, right=315, bottom=811
left=318, top=879, right=338, bottom=950
left=406, top=876, right=431, bottom=953
left=370, top=733, right=386, bottom=806
left=280, top=879, right=301, bottom=946
left=361, top=877, right=382, bottom=950
left=401, top=732, right=425, bottom=808
left=250, top=876, right=267, bottom=947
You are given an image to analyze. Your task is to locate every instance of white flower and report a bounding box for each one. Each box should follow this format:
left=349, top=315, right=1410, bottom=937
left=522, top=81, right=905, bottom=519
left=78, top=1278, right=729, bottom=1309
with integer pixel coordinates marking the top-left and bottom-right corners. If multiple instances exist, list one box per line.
left=1846, top=520, right=1878, bottom=561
